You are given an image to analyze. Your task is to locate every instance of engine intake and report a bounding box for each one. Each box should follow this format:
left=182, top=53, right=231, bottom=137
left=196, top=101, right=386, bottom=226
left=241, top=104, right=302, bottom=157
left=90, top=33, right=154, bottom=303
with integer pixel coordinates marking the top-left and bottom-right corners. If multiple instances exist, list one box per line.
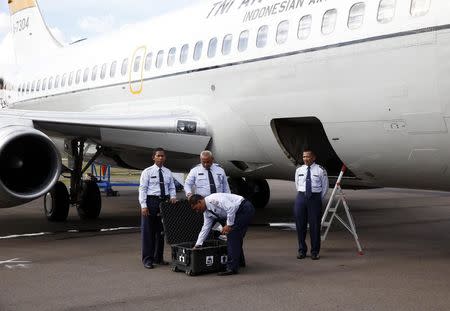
left=0, top=126, right=61, bottom=208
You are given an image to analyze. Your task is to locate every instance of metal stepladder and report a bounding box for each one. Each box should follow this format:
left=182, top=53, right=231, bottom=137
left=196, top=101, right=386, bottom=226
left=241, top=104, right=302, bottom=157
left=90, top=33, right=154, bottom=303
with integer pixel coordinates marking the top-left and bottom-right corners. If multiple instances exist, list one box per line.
left=321, top=165, right=364, bottom=255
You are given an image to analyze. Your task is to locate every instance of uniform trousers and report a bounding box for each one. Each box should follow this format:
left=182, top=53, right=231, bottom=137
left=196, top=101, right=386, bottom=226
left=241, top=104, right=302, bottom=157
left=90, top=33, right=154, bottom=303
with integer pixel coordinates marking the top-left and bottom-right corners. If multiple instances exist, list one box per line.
left=141, top=196, right=167, bottom=265
left=227, top=200, right=255, bottom=272
left=294, top=192, right=322, bottom=256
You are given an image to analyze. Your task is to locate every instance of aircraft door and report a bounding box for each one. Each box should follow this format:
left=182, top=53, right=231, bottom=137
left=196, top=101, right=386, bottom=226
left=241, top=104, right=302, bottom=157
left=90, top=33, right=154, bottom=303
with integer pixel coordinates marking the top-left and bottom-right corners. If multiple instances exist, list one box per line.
left=129, top=46, right=147, bottom=95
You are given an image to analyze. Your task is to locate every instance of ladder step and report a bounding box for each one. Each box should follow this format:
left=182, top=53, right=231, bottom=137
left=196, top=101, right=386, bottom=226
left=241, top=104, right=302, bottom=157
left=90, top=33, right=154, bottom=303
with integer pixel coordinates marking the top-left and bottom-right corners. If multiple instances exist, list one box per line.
left=322, top=222, right=331, bottom=227
left=328, top=208, right=337, bottom=213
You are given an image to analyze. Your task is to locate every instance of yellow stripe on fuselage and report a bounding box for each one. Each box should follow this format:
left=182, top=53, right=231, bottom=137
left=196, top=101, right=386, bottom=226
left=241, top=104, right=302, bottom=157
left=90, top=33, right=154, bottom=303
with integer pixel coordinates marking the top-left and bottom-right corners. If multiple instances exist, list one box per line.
left=8, top=0, right=36, bottom=15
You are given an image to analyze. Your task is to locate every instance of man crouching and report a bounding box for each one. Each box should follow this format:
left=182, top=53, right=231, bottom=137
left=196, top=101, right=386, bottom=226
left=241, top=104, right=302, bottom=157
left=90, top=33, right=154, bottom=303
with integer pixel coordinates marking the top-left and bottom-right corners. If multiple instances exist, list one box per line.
left=189, top=193, right=255, bottom=276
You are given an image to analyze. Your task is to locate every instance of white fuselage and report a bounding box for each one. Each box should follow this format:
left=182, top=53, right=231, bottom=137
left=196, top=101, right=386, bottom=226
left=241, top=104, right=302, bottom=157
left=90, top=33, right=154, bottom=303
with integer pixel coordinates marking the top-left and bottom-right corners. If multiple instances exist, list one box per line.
left=4, top=0, right=450, bottom=190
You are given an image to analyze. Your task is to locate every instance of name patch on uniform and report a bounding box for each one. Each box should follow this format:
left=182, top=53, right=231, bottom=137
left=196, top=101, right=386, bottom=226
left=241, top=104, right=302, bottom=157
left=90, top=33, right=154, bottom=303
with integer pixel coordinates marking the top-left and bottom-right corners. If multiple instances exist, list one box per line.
left=313, top=175, right=319, bottom=177
left=299, top=174, right=304, bottom=177
left=198, top=173, right=204, bottom=176
left=151, top=176, right=157, bottom=179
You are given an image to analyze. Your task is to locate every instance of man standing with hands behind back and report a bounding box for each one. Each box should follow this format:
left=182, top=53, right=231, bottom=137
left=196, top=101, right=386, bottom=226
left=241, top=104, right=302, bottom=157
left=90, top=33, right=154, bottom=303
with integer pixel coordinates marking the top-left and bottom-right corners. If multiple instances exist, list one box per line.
left=139, top=147, right=177, bottom=269
left=294, top=149, right=329, bottom=260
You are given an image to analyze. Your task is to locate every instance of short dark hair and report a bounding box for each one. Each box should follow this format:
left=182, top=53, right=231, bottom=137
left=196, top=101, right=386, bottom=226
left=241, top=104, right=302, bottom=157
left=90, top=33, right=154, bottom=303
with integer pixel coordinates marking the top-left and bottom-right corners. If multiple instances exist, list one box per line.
left=152, top=147, right=165, bottom=157
left=188, top=194, right=204, bottom=206
left=303, top=149, right=315, bottom=156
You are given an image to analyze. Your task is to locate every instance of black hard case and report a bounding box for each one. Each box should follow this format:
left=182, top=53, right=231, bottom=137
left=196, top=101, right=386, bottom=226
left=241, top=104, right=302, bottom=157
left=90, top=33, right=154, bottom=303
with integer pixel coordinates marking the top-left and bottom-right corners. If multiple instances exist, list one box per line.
left=160, top=200, right=227, bottom=276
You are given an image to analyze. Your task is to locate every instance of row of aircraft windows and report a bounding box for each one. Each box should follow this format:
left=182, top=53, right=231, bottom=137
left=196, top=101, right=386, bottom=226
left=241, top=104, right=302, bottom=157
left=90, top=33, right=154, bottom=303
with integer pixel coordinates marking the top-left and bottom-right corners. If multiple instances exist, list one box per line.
left=17, top=0, right=431, bottom=95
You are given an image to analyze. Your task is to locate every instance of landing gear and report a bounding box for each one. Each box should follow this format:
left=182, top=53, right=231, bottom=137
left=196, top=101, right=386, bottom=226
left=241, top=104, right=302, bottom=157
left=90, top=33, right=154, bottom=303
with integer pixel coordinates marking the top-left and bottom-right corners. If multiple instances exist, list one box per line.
left=43, top=138, right=103, bottom=222
left=228, top=177, right=270, bottom=208
left=43, top=181, right=69, bottom=222
left=77, top=180, right=101, bottom=220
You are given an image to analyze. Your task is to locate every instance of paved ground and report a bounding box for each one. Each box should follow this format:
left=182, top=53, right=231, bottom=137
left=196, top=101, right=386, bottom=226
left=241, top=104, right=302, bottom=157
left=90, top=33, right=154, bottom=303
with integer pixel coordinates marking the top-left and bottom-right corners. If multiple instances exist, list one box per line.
left=1, top=181, right=450, bottom=311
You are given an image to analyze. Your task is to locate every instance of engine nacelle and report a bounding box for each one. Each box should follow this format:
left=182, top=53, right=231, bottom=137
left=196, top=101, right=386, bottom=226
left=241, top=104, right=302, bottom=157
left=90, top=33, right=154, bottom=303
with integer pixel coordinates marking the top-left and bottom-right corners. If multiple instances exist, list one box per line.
left=0, top=126, right=61, bottom=208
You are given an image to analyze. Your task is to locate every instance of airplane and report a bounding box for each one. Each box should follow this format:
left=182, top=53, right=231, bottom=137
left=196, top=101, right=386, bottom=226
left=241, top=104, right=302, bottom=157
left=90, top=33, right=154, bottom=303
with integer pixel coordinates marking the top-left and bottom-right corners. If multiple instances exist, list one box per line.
left=0, top=0, right=449, bottom=222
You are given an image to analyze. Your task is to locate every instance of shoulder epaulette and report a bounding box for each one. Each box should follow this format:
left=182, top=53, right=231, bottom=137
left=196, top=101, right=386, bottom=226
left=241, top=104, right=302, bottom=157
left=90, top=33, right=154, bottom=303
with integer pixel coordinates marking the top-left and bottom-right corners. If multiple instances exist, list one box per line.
left=318, top=165, right=328, bottom=174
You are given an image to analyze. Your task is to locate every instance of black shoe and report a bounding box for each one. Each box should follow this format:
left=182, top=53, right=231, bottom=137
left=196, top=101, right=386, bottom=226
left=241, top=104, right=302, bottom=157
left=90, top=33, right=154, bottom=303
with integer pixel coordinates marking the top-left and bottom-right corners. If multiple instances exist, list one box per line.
left=297, top=253, right=306, bottom=259
left=144, top=262, right=154, bottom=269
left=311, top=254, right=320, bottom=260
left=217, top=269, right=238, bottom=276
left=239, top=258, right=246, bottom=268
left=155, top=260, right=169, bottom=265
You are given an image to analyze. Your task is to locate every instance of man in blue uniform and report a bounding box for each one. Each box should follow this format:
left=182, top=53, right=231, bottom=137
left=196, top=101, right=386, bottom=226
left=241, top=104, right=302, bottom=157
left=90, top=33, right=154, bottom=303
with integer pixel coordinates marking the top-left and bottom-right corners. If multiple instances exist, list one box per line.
left=189, top=193, right=255, bottom=276
left=294, top=149, right=329, bottom=260
left=139, top=147, right=177, bottom=269
left=184, top=150, right=230, bottom=198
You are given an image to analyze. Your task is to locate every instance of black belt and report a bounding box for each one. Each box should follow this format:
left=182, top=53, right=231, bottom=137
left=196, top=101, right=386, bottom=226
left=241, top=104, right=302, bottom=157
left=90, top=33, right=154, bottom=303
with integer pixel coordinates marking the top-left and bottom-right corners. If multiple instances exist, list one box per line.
left=298, top=192, right=321, bottom=196
left=147, top=195, right=170, bottom=200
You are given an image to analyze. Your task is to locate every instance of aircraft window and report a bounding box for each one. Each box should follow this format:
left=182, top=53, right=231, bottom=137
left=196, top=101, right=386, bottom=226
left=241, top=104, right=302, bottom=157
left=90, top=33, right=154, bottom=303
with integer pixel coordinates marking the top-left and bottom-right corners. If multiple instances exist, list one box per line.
left=322, top=9, right=337, bottom=35
left=68, top=72, right=74, bottom=86
left=180, top=45, right=189, bottom=64
left=410, top=0, right=430, bottom=17
left=168, top=48, right=176, bottom=66
left=222, top=34, right=232, bottom=55
left=110, top=61, right=117, bottom=78
left=48, top=77, right=53, bottom=90
left=208, top=38, right=217, bottom=58
left=377, top=0, right=396, bottom=23
left=134, top=56, right=142, bottom=72
left=256, top=25, right=268, bottom=48
left=238, top=30, right=249, bottom=52
left=145, top=53, right=152, bottom=71
left=82, top=68, right=89, bottom=83
left=61, top=74, right=66, bottom=87
left=100, top=64, right=106, bottom=79
left=194, top=41, right=203, bottom=61
left=26, top=82, right=30, bottom=94
left=298, top=15, right=312, bottom=39
left=36, top=80, right=41, bottom=91
left=42, top=78, right=47, bottom=91
left=76, top=70, right=81, bottom=84
left=31, top=81, right=35, bottom=92
left=55, top=75, right=60, bottom=88
left=91, top=66, right=98, bottom=81
left=348, top=2, right=366, bottom=30
left=276, top=20, right=289, bottom=44
left=121, top=58, right=128, bottom=75
left=156, top=50, right=164, bottom=68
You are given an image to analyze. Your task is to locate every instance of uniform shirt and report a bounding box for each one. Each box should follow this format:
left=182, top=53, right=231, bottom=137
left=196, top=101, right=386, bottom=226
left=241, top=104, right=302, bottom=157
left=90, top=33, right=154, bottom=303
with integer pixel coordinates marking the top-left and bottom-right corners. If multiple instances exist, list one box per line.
left=138, top=164, right=176, bottom=208
left=295, top=162, right=329, bottom=199
left=195, top=193, right=245, bottom=246
left=184, top=163, right=230, bottom=197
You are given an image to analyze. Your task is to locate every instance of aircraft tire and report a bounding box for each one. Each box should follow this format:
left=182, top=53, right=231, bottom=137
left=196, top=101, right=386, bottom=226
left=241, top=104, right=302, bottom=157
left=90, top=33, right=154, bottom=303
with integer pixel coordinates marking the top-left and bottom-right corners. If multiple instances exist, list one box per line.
left=246, top=179, right=270, bottom=209
left=228, top=177, right=248, bottom=196
left=228, top=178, right=270, bottom=208
left=77, top=180, right=102, bottom=220
left=43, top=181, right=69, bottom=222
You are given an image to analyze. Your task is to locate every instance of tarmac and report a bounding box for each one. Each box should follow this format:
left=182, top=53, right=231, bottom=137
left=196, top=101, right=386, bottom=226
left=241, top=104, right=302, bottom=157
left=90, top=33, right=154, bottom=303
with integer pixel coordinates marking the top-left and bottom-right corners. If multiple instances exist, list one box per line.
left=1, top=180, right=450, bottom=311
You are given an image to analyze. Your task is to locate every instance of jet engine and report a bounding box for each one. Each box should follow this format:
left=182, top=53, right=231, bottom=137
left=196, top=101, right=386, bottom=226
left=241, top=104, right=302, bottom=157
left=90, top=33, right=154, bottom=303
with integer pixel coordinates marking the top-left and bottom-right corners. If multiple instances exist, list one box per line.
left=0, top=126, right=61, bottom=208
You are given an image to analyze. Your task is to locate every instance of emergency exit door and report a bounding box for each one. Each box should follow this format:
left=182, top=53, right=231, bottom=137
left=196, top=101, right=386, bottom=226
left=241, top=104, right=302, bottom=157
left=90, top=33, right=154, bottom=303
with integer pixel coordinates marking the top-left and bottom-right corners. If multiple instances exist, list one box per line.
left=129, top=46, right=147, bottom=94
